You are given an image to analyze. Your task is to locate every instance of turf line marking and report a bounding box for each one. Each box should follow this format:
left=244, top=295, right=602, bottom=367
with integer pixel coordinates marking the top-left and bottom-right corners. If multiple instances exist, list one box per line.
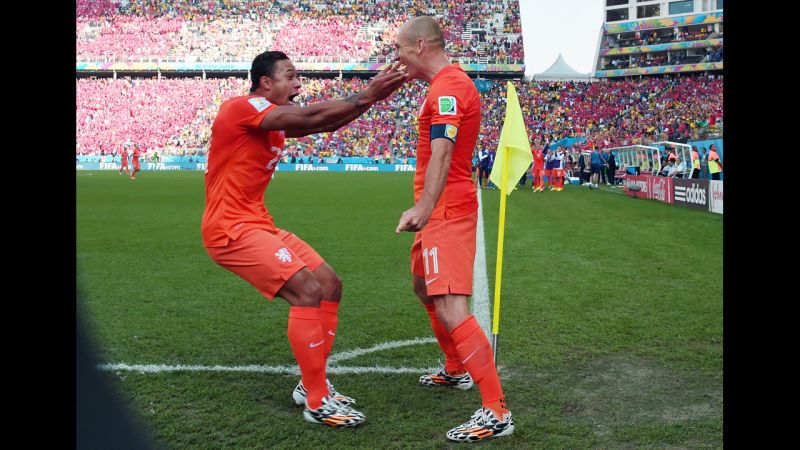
left=97, top=363, right=441, bottom=375
left=328, top=337, right=437, bottom=363
left=473, top=188, right=492, bottom=338
left=98, top=337, right=441, bottom=375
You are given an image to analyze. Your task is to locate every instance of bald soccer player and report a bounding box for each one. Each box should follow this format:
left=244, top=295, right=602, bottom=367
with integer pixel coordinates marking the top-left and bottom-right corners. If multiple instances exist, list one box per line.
left=393, top=16, right=514, bottom=442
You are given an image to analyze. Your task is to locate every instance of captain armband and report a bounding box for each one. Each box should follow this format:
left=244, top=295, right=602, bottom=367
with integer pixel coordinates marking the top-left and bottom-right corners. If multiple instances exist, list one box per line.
left=430, top=124, right=458, bottom=144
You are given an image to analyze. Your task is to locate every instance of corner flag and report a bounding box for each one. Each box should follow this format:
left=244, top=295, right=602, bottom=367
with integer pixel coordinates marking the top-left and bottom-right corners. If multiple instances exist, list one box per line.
left=489, top=82, right=533, bottom=194
left=487, top=82, right=532, bottom=364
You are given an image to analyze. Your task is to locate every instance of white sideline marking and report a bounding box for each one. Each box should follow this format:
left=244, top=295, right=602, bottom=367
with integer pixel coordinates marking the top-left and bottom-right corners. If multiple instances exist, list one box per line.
left=97, top=363, right=441, bottom=375
left=473, top=188, right=492, bottom=338
left=328, top=337, right=437, bottom=363
left=98, top=337, right=441, bottom=374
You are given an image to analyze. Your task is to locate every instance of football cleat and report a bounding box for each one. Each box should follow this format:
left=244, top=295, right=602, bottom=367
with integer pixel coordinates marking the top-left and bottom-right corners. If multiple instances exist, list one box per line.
left=446, top=407, right=515, bottom=442
left=419, top=369, right=474, bottom=390
left=293, top=379, right=356, bottom=406
left=303, top=396, right=365, bottom=428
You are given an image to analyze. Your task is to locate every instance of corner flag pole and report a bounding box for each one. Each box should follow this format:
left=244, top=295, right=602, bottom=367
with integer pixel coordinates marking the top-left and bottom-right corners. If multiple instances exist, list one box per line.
left=488, top=81, right=532, bottom=366
left=491, top=147, right=509, bottom=365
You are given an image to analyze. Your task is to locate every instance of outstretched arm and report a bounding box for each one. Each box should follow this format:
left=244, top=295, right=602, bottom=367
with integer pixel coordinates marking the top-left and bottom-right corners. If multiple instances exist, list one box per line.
left=284, top=93, right=375, bottom=138
left=273, top=63, right=407, bottom=137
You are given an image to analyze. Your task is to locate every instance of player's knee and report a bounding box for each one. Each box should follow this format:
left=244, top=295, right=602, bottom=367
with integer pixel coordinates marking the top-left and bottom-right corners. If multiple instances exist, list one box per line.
left=323, top=272, right=342, bottom=300
left=413, top=279, right=430, bottom=302
left=434, top=298, right=469, bottom=330
left=435, top=308, right=459, bottom=330
left=295, top=279, right=324, bottom=307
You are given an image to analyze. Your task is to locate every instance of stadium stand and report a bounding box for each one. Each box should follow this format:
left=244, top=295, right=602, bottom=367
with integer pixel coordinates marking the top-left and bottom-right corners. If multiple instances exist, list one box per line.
left=75, top=0, right=721, bottom=162
left=77, top=74, right=722, bottom=160
left=77, top=0, right=525, bottom=64
left=595, top=3, right=723, bottom=78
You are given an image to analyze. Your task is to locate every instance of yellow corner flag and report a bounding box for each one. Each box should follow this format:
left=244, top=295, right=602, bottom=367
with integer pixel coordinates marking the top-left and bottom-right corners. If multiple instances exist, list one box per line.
left=489, top=82, right=533, bottom=195
left=488, top=82, right=532, bottom=365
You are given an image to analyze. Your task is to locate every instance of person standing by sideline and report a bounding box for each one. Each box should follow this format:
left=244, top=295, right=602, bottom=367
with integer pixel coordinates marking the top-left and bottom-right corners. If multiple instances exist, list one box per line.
left=589, top=145, right=606, bottom=189
left=531, top=139, right=545, bottom=192
left=708, top=143, right=723, bottom=180
left=119, top=144, right=130, bottom=176
left=130, top=144, right=141, bottom=180
left=691, top=146, right=701, bottom=179
left=606, top=149, right=617, bottom=186
left=393, top=16, right=514, bottom=442
left=476, top=147, right=490, bottom=188
left=577, top=151, right=588, bottom=183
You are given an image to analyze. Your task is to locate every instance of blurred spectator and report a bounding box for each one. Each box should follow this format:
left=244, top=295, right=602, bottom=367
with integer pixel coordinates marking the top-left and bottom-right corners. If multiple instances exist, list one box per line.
left=668, top=157, right=686, bottom=178
left=659, top=160, right=674, bottom=177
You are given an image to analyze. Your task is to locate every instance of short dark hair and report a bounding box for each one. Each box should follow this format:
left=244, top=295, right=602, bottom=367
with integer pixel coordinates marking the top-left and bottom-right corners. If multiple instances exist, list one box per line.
left=250, top=51, right=290, bottom=93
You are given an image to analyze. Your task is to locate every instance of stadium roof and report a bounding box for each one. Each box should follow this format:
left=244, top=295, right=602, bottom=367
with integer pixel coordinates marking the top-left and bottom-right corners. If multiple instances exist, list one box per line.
left=533, top=53, right=592, bottom=82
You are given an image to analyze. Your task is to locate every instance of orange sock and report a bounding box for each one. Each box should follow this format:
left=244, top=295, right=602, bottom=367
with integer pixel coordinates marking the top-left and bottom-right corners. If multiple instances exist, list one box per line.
left=287, top=306, right=328, bottom=409
left=450, top=315, right=508, bottom=416
left=319, top=300, right=339, bottom=361
left=424, top=303, right=466, bottom=374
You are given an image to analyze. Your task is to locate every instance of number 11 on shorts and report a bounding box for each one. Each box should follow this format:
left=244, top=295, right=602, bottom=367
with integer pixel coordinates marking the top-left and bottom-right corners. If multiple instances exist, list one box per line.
left=423, top=247, right=439, bottom=275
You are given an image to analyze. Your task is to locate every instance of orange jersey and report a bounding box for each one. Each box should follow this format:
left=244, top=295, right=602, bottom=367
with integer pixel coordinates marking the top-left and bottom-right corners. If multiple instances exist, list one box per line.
left=414, top=64, right=479, bottom=219
left=532, top=148, right=544, bottom=170
left=131, top=148, right=141, bottom=167
left=202, top=95, right=284, bottom=247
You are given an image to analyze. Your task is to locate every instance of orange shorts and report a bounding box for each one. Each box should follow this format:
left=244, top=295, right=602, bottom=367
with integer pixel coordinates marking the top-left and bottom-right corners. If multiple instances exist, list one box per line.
left=411, top=209, right=477, bottom=297
left=205, top=228, right=324, bottom=300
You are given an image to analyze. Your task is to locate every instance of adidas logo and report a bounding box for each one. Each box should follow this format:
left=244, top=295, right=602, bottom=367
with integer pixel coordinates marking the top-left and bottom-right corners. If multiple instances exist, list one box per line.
left=675, top=183, right=707, bottom=205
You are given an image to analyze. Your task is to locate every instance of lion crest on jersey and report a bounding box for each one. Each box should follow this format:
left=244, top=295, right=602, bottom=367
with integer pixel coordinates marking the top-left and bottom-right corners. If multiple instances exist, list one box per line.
left=275, top=247, right=293, bottom=263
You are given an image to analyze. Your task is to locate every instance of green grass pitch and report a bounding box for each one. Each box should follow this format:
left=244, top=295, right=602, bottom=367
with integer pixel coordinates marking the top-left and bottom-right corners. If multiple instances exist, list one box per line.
left=77, top=170, right=722, bottom=449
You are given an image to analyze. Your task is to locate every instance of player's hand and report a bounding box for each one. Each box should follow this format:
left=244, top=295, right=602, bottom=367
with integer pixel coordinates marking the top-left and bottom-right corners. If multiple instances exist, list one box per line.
left=395, top=204, right=431, bottom=234
left=365, top=61, right=408, bottom=103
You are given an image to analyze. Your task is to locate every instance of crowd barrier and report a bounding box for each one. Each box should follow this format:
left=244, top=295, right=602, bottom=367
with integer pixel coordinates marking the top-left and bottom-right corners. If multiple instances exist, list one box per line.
left=76, top=162, right=722, bottom=214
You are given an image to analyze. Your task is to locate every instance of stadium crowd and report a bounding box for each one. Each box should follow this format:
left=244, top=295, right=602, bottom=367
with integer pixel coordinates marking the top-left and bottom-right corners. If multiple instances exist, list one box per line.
left=76, top=77, right=246, bottom=156
left=608, top=24, right=721, bottom=49
left=76, top=0, right=524, bottom=63
left=75, top=0, right=721, bottom=161
left=76, top=73, right=722, bottom=161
